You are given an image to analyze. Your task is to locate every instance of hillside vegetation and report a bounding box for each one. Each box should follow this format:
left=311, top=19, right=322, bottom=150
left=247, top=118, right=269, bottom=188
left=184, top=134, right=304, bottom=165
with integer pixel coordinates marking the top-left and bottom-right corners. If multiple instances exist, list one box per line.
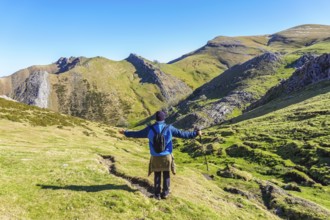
left=1, top=24, right=330, bottom=219
left=168, top=25, right=330, bottom=128
left=1, top=72, right=330, bottom=219
left=0, top=98, right=282, bottom=219
left=174, top=79, right=330, bottom=219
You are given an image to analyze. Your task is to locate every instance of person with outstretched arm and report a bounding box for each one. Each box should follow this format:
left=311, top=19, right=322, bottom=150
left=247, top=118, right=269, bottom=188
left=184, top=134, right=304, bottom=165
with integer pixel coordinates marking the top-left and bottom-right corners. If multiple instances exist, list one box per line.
left=119, top=111, right=202, bottom=200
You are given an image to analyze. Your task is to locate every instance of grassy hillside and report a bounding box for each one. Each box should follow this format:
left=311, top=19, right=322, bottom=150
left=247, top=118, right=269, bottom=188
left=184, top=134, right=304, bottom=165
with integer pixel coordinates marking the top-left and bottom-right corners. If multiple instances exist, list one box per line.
left=2, top=25, right=330, bottom=129
left=1, top=54, right=218, bottom=127
left=175, top=80, right=330, bottom=219
left=158, top=54, right=226, bottom=90
left=268, top=24, right=330, bottom=50
left=0, top=98, right=284, bottom=219
left=49, top=57, right=166, bottom=127
left=167, top=52, right=298, bottom=129
left=167, top=25, right=330, bottom=129
left=1, top=81, right=329, bottom=219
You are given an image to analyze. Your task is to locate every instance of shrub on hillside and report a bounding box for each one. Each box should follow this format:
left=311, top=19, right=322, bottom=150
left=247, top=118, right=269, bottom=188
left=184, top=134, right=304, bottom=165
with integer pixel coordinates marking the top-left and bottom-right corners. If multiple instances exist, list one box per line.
left=282, top=170, right=316, bottom=186
left=217, top=165, right=253, bottom=181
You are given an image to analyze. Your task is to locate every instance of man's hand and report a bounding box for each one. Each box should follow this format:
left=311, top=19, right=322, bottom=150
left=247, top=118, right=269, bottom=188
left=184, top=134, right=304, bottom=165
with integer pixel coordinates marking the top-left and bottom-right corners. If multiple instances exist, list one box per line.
left=194, top=127, right=202, bottom=136
left=119, top=129, right=125, bottom=135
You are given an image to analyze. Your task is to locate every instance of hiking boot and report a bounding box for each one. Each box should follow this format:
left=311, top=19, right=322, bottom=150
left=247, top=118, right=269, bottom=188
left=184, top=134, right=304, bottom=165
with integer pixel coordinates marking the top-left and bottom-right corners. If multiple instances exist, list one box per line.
left=161, top=193, right=169, bottom=199
left=154, top=194, right=161, bottom=200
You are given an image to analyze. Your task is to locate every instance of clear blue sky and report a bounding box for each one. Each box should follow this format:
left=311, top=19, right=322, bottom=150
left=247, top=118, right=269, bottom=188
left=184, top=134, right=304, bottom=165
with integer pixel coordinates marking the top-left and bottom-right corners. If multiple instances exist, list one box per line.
left=1, top=0, right=330, bottom=77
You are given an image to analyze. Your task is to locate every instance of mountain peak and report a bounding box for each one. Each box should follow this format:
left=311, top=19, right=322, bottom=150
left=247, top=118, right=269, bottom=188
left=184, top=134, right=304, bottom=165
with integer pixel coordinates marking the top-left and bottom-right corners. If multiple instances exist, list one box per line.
left=283, top=24, right=330, bottom=31
left=55, top=56, right=84, bottom=74
left=126, top=52, right=192, bottom=103
left=269, top=24, right=330, bottom=47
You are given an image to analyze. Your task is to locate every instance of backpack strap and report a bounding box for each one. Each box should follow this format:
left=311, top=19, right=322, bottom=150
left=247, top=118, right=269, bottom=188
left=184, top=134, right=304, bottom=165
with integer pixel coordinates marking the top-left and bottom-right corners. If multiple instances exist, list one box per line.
left=160, top=124, right=171, bottom=135
left=149, top=125, right=158, bottom=134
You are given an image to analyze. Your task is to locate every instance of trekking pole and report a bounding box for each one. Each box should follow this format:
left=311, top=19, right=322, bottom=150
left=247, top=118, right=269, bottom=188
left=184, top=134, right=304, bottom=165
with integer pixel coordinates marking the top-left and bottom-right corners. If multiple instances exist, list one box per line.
left=197, top=128, right=209, bottom=172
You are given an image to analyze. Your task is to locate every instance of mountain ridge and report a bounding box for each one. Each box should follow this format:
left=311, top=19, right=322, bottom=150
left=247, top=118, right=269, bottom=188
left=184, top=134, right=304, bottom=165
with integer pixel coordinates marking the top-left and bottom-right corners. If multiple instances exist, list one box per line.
left=1, top=24, right=330, bottom=128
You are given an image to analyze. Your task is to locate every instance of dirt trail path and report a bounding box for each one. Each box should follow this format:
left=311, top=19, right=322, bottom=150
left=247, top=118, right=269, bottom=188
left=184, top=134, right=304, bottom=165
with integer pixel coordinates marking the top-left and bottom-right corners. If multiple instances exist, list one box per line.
left=100, top=155, right=154, bottom=197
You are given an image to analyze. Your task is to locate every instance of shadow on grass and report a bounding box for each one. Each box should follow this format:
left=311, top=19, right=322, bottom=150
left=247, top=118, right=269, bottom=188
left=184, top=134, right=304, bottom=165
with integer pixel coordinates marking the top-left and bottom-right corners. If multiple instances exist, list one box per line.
left=37, top=184, right=138, bottom=193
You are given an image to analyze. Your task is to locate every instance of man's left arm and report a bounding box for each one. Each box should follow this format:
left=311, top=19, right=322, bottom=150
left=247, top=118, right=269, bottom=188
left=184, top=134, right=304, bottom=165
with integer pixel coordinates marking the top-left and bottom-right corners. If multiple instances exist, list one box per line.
left=170, top=126, right=198, bottom=139
left=121, top=126, right=149, bottom=138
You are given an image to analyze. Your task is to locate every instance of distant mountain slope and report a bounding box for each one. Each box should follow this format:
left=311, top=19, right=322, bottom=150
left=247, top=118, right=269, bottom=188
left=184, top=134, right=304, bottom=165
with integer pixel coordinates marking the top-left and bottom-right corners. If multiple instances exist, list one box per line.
left=248, top=53, right=330, bottom=110
left=168, top=52, right=292, bottom=128
left=268, top=24, right=330, bottom=49
left=167, top=25, right=330, bottom=89
left=167, top=25, right=330, bottom=129
left=169, top=35, right=269, bottom=68
left=0, top=55, right=193, bottom=126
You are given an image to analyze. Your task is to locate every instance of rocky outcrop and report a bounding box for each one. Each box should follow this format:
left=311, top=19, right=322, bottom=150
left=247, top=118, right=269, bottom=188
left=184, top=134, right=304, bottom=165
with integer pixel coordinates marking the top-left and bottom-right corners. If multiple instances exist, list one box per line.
left=13, top=71, right=50, bottom=108
left=206, top=38, right=246, bottom=48
left=217, top=165, right=253, bottom=181
left=249, top=53, right=330, bottom=110
left=192, top=52, right=281, bottom=98
left=126, top=54, right=192, bottom=103
left=172, top=92, right=255, bottom=129
left=289, top=53, right=330, bottom=88
left=169, top=52, right=281, bottom=129
left=259, top=181, right=330, bottom=220
left=55, top=57, right=82, bottom=74
left=288, top=53, right=317, bottom=69
left=243, top=52, right=281, bottom=69
left=196, top=91, right=254, bottom=126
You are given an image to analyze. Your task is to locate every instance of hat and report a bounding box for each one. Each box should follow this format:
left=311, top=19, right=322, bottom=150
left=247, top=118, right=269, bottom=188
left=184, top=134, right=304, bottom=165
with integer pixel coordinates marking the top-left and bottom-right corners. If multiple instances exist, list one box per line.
left=155, top=111, right=166, bottom=121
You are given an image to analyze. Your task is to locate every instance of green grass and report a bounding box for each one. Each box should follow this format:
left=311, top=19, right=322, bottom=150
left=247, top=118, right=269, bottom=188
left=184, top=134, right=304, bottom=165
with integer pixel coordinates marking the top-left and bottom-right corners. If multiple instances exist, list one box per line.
left=49, top=57, right=165, bottom=127
left=164, top=77, right=330, bottom=219
left=160, top=54, right=227, bottom=89
left=0, top=98, right=282, bottom=219
left=201, top=83, right=330, bottom=205
left=2, top=25, right=330, bottom=219
left=294, top=41, right=330, bottom=55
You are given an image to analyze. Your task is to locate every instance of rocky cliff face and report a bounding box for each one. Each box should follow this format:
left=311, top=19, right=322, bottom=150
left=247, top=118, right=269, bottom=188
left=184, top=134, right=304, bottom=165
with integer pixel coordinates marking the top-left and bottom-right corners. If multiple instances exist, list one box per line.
left=249, top=53, right=330, bottom=110
left=126, top=54, right=192, bottom=104
left=287, top=53, right=317, bottom=69
left=13, top=71, right=50, bottom=108
left=289, top=53, right=330, bottom=89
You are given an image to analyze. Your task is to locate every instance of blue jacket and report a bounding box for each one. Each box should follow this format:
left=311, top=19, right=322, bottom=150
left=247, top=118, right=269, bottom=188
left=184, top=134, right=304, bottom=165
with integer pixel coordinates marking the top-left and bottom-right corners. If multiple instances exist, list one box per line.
left=124, top=121, right=197, bottom=156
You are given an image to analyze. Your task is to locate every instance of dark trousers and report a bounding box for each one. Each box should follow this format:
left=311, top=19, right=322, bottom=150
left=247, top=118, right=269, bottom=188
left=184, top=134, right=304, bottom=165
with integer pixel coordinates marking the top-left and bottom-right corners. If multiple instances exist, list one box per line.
left=154, top=171, right=170, bottom=196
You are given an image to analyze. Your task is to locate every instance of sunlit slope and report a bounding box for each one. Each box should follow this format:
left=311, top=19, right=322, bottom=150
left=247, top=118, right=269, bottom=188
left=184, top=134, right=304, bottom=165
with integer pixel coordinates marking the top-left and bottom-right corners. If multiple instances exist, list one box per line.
left=167, top=52, right=297, bottom=128
left=0, top=98, right=280, bottom=219
left=49, top=57, right=165, bottom=126
left=169, top=45, right=330, bottom=129
left=0, top=55, right=192, bottom=127
left=268, top=24, right=330, bottom=50
left=180, top=81, right=330, bottom=219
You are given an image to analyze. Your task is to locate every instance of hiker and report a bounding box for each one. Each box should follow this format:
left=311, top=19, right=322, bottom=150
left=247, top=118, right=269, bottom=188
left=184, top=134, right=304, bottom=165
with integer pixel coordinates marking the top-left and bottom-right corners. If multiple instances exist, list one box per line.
left=119, top=110, right=202, bottom=200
